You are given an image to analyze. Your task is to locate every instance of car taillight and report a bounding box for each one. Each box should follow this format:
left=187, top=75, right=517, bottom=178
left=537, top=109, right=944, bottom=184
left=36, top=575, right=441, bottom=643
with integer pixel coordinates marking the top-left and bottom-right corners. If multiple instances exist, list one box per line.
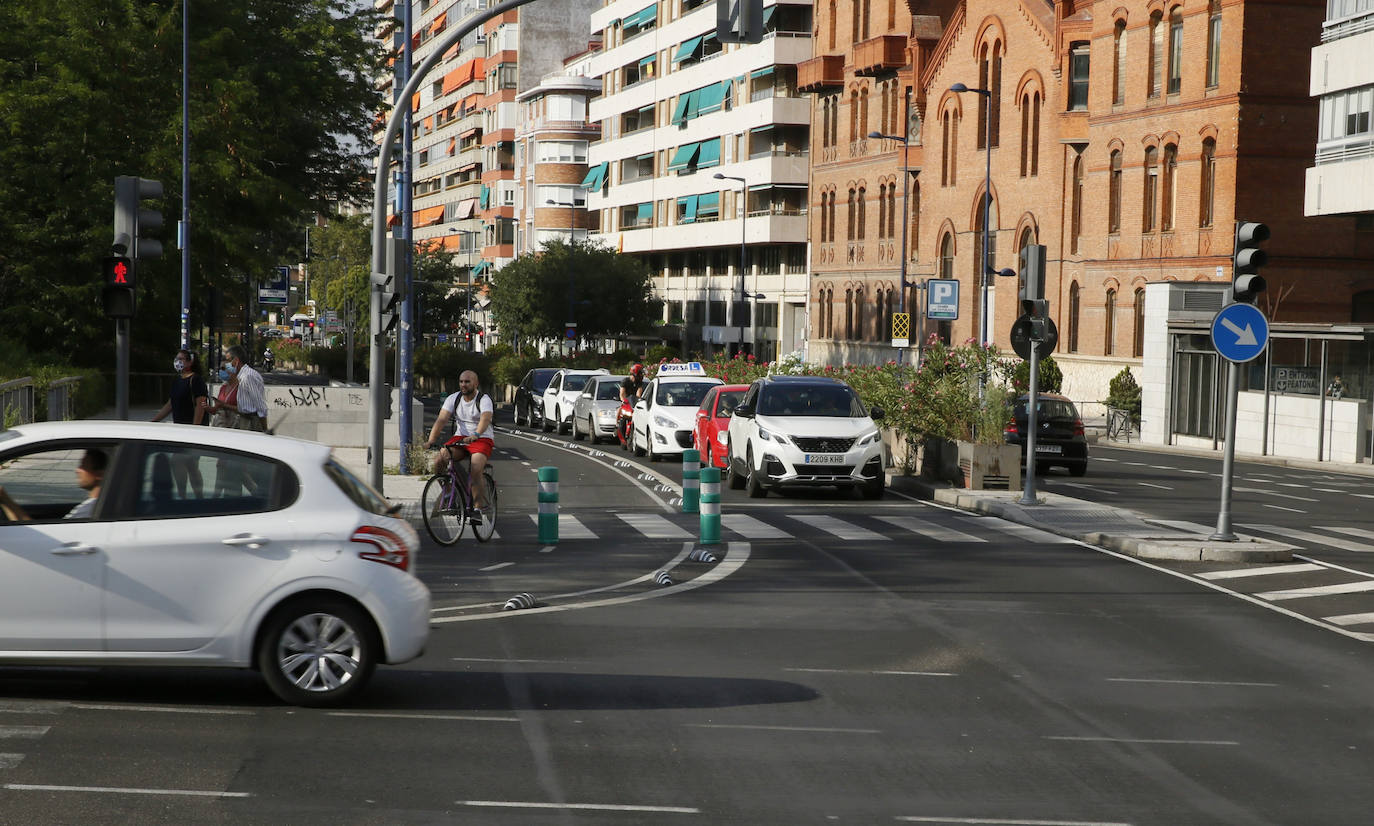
left=1073, top=419, right=1085, bottom=436
left=1004, top=421, right=1019, bottom=435
left=352, top=525, right=411, bottom=571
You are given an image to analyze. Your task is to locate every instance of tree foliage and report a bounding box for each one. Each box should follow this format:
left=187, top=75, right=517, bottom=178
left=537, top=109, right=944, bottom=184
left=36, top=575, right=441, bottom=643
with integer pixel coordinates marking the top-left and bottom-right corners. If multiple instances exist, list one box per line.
left=489, top=240, right=654, bottom=347
left=0, top=0, right=385, bottom=369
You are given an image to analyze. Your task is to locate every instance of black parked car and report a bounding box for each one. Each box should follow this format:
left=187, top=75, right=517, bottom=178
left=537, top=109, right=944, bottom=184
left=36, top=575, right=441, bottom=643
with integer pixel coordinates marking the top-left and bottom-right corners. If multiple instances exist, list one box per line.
left=1004, top=392, right=1089, bottom=476
left=513, top=368, right=560, bottom=429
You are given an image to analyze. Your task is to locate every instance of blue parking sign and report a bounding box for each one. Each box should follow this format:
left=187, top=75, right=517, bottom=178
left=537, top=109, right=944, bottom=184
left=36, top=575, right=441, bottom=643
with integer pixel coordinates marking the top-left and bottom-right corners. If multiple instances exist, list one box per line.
left=927, top=279, right=959, bottom=320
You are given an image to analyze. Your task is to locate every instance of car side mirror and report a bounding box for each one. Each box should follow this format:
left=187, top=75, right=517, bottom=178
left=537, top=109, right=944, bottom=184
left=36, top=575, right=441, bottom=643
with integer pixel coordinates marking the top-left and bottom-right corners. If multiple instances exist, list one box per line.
left=635, top=400, right=648, bottom=410
left=734, top=403, right=754, bottom=418
left=869, top=406, right=885, bottom=421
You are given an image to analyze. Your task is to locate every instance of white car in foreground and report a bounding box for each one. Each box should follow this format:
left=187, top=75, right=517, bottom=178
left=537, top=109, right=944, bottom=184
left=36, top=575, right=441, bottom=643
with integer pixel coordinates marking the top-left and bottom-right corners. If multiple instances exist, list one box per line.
left=0, top=421, right=430, bottom=706
left=630, top=363, right=722, bottom=461
left=541, top=368, right=609, bottom=434
left=726, top=375, right=887, bottom=498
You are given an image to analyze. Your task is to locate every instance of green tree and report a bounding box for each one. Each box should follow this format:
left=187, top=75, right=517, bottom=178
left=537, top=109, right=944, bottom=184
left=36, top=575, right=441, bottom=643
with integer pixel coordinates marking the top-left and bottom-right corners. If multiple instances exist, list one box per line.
left=490, top=240, right=653, bottom=348
left=0, top=0, right=384, bottom=369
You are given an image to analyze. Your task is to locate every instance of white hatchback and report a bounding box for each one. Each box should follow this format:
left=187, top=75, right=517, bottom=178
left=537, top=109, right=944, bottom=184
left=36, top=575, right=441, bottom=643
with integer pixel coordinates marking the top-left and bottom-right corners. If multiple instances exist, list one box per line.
left=541, top=369, right=609, bottom=434
left=0, top=421, right=430, bottom=706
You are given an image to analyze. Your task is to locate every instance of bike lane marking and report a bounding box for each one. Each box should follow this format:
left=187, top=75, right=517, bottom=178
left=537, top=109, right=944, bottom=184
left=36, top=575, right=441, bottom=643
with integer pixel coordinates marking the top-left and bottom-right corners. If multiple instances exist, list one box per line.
left=498, top=427, right=679, bottom=513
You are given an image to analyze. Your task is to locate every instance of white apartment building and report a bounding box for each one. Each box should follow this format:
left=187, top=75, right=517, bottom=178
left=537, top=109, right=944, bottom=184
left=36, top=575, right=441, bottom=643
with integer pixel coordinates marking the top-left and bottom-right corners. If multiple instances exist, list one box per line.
left=584, top=0, right=815, bottom=360
left=514, top=65, right=602, bottom=256
left=1307, top=0, right=1374, bottom=217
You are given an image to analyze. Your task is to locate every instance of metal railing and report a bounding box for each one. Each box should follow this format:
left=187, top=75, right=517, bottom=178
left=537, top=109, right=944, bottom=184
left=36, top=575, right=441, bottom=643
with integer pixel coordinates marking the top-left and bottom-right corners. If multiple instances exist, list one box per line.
left=0, top=377, right=35, bottom=429
left=46, top=377, right=81, bottom=422
left=1106, top=407, right=1140, bottom=443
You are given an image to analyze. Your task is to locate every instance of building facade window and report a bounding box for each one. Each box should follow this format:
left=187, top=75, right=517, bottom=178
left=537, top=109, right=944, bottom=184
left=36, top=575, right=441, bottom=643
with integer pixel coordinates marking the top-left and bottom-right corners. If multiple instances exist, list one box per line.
left=828, top=0, right=836, bottom=49
left=939, top=233, right=954, bottom=279
left=886, top=184, right=896, bottom=238
left=1143, top=146, right=1159, bottom=232
left=1019, top=92, right=1041, bottom=176
left=1207, top=1, right=1222, bottom=88
left=1105, top=288, right=1118, bottom=355
left=1149, top=12, right=1164, bottom=98
left=1069, top=43, right=1090, bottom=110
left=1168, top=10, right=1184, bottom=94
left=1109, top=149, right=1123, bottom=233
left=857, top=186, right=866, bottom=240
left=1132, top=287, right=1146, bottom=357
left=877, top=184, right=888, bottom=240
left=1113, top=20, right=1127, bottom=105
left=1071, top=154, right=1084, bottom=253
left=1200, top=138, right=1216, bottom=227
left=1069, top=282, right=1081, bottom=352
left=1161, top=144, right=1178, bottom=231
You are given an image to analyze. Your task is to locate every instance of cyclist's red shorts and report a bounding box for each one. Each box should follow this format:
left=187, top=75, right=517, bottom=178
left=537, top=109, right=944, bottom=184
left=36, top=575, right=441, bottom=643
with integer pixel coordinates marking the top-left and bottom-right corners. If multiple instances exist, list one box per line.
left=444, top=436, right=494, bottom=457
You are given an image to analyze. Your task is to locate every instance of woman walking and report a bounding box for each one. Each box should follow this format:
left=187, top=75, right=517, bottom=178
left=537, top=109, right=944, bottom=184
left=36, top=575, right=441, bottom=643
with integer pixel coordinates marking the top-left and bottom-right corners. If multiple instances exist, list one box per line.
left=150, top=348, right=207, bottom=497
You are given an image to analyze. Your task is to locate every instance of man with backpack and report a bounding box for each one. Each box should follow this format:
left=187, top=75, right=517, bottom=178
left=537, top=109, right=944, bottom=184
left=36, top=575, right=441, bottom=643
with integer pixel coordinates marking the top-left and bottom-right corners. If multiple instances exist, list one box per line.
left=425, top=369, right=494, bottom=513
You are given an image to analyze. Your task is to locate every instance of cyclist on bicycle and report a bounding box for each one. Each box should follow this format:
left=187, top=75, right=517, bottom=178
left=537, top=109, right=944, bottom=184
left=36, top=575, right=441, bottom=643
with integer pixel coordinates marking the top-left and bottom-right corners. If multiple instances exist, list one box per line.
left=425, top=369, right=494, bottom=514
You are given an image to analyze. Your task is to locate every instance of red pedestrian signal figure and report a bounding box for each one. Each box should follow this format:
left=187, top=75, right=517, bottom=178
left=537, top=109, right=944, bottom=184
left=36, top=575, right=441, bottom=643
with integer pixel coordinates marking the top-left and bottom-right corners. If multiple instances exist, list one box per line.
left=103, top=255, right=134, bottom=287
left=101, top=255, right=136, bottom=318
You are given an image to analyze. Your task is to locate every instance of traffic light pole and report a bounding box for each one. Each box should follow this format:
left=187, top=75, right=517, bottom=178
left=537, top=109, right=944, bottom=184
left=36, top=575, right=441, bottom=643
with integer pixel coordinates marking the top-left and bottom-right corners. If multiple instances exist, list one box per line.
left=1210, top=361, right=1241, bottom=540
left=115, top=319, right=129, bottom=420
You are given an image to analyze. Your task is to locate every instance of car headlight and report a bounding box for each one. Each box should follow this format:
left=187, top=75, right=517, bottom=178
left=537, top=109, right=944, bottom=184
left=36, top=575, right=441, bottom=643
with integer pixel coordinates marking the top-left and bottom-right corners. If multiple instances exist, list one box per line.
left=757, top=426, right=788, bottom=445
left=856, top=430, right=881, bottom=446
left=716, top=430, right=728, bottom=444
left=653, top=414, right=677, bottom=428
left=597, top=409, right=616, bottom=420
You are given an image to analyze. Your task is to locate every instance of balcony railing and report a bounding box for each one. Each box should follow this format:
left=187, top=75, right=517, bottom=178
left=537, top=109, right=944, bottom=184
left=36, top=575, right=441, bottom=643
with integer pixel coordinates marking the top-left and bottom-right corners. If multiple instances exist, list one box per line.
left=852, top=35, right=907, bottom=76
left=797, top=55, right=843, bottom=92
left=1323, top=10, right=1374, bottom=41
left=1316, top=136, right=1374, bottom=165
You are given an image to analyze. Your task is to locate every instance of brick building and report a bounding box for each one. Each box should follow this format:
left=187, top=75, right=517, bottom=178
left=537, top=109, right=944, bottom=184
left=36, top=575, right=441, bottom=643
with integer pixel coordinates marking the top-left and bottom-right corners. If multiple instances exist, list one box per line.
left=806, top=0, right=1374, bottom=405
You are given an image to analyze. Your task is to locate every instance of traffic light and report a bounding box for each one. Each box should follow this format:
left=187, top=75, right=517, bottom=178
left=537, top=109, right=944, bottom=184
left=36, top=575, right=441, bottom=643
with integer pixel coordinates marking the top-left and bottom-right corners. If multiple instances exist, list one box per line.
left=1232, top=221, right=1269, bottom=304
left=717, top=0, right=763, bottom=43
left=101, top=255, right=136, bottom=318
left=374, top=235, right=406, bottom=337
left=1018, top=244, right=1047, bottom=318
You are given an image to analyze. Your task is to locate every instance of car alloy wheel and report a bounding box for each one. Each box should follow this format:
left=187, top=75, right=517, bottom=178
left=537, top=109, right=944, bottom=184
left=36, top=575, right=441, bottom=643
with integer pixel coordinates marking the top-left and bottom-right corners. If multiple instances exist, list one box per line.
left=257, top=598, right=378, bottom=707
left=727, top=443, right=746, bottom=489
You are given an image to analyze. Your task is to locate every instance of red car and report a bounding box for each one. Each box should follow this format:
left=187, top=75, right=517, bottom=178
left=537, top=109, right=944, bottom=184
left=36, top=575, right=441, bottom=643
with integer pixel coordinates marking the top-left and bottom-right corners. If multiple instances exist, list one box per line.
left=693, top=384, right=749, bottom=469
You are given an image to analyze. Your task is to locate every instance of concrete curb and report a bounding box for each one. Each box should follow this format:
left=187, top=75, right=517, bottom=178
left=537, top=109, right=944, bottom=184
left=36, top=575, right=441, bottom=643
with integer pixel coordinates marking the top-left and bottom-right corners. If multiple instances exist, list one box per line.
left=890, top=473, right=1293, bottom=564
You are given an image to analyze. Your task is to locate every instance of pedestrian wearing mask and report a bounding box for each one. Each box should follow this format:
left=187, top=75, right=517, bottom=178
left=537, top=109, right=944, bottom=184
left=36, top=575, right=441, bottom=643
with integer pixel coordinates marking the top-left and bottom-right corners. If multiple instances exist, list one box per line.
left=151, top=349, right=207, bottom=497
left=207, top=365, right=240, bottom=429
left=221, top=345, right=269, bottom=432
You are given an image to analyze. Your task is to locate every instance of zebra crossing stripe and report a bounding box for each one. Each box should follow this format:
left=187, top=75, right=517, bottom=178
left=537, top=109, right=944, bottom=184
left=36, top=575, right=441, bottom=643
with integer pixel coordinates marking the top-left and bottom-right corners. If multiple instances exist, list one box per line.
left=1241, top=524, right=1374, bottom=553
left=0, top=727, right=49, bottom=739
left=616, top=513, right=693, bottom=539
left=720, top=514, right=790, bottom=539
left=875, top=516, right=986, bottom=543
left=1196, top=563, right=1326, bottom=580
left=790, top=515, right=889, bottom=541
left=980, top=521, right=1075, bottom=544
left=1320, top=526, right=1374, bottom=542
left=1323, top=612, right=1374, bottom=627
left=525, top=514, right=596, bottom=539
left=1256, top=580, right=1374, bottom=602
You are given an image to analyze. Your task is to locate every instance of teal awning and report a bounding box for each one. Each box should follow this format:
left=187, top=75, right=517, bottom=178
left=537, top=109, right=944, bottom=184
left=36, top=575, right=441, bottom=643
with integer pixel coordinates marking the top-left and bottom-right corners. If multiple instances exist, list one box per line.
left=639, top=54, right=657, bottom=68
left=635, top=202, right=653, bottom=221
left=579, top=162, right=608, bottom=190
left=672, top=36, right=703, bottom=63
left=667, top=142, right=701, bottom=171
left=696, top=137, right=721, bottom=169
left=671, top=90, right=699, bottom=125
left=622, top=4, right=657, bottom=28
left=479, top=184, right=490, bottom=209
left=696, top=81, right=729, bottom=114
left=697, top=191, right=720, bottom=217
left=762, top=4, right=776, bottom=25
left=678, top=194, right=699, bottom=223
left=471, top=261, right=490, bottom=275
left=750, top=66, right=775, bottom=79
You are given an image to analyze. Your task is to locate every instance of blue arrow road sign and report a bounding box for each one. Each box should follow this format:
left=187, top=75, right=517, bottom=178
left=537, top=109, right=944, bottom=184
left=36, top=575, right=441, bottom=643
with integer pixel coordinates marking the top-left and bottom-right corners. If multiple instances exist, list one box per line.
left=1210, top=302, right=1269, bottom=363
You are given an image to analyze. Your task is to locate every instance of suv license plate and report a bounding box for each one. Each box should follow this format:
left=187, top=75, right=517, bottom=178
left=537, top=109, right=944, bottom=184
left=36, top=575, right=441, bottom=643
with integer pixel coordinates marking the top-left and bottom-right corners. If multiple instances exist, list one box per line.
left=805, top=454, right=844, bottom=464
left=1035, top=444, right=1063, bottom=454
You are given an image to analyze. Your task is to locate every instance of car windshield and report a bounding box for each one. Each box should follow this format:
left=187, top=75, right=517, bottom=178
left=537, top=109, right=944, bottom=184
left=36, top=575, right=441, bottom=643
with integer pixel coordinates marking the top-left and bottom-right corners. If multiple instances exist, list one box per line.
left=532, top=370, right=558, bottom=392
left=595, top=381, right=622, bottom=401
left=562, top=374, right=591, bottom=392
left=717, top=390, right=745, bottom=416
left=758, top=385, right=866, bottom=417
left=656, top=382, right=714, bottom=407
left=1014, top=399, right=1079, bottom=420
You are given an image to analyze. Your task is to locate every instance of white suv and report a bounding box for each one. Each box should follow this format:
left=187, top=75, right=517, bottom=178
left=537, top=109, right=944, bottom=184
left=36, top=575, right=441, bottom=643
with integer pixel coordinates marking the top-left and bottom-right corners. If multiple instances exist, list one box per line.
left=725, top=376, right=887, bottom=499
left=541, top=368, right=608, bottom=434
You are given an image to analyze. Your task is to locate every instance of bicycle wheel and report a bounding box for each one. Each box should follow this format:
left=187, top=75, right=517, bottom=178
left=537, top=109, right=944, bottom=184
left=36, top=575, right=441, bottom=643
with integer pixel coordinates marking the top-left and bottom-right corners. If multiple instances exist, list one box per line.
left=471, top=470, right=498, bottom=542
left=421, top=474, right=466, bottom=546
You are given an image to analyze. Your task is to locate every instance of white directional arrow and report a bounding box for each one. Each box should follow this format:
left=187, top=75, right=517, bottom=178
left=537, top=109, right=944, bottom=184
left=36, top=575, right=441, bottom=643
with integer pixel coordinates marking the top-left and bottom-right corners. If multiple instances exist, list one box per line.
left=1220, top=317, right=1258, bottom=347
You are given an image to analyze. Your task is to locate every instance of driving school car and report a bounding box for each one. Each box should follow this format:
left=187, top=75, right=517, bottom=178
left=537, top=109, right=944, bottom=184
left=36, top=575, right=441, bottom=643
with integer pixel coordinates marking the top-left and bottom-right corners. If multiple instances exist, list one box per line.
left=630, top=362, right=722, bottom=462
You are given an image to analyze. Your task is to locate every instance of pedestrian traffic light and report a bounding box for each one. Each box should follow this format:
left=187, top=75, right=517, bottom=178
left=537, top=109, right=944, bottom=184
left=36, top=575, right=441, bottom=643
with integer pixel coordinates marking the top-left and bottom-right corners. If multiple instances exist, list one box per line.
left=113, top=175, right=163, bottom=262
left=717, top=0, right=763, bottom=43
left=1018, top=244, right=1047, bottom=318
left=374, top=235, right=406, bottom=337
left=1232, top=221, right=1269, bottom=304
left=101, top=255, right=136, bottom=319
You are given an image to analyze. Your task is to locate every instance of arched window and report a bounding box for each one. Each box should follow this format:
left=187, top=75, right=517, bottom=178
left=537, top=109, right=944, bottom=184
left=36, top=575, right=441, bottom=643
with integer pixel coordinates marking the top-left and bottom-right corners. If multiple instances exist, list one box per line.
left=1020, top=92, right=1040, bottom=176
left=1105, top=288, right=1118, bottom=355
left=1199, top=138, right=1216, bottom=228
left=847, top=188, right=856, bottom=240
left=851, top=1, right=860, bottom=49
left=821, top=99, right=832, bottom=150
left=828, top=190, right=837, bottom=241
left=1113, top=20, right=1127, bottom=105
left=1071, top=154, right=1084, bottom=253
left=886, top=184, right=896, bottom=239
left=825, top=288, right=834, bottom=337
left=1143, top=146, right=1159, bottom=232
left=977, top=45, right=1000, bottom=148
left=877, top=184, right=887, bottom=240
left=1161, top=144, right=1178, bottom=231
left=1149, top=12, right=1164, bottom=98
left=874, top=289, right=886, bottom=341
left=1132, top=287, right=1146, bottom=357
left=844, top=288, right=853, bottom=339
left=851, top=285, right=864, bottom=340
left=859, top=89, right=869, bottom=138
left=939, top=233, right=954, bottom=278
left=849, top=91, right=859, bottom=142
left=857, top=186, right=867, bottom=240
left=860, top=0, right=871, bottom=40
left=1109, top=150, right=1123, bottom=233
left=1068, top=282, right=1081, bottom=352
left=941, top=112, right=950, bottom=186
left=1015, top=227, right=1035, bottom=298
left=819, top=190, right=830, bottom=243
left=1168, top=9, right=1184, bottom=95
left=1206, top=0, right=1222, bottom=88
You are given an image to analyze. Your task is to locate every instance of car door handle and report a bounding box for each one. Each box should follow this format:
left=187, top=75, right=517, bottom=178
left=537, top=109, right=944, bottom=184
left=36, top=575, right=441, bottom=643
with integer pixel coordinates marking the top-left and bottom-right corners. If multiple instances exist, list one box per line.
left=222, top=534, right=269, bottom=549
left=50, top=542, right=100, bottom=556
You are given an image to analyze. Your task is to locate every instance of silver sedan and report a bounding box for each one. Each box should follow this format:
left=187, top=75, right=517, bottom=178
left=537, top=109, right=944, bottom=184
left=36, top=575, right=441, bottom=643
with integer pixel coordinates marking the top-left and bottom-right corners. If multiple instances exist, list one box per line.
left=572, top=375, right=627, bottom=443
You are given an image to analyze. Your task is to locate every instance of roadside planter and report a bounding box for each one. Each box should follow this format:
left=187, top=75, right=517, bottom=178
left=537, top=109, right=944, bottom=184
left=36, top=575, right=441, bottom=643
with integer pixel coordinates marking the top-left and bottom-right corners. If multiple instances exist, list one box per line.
left=956, top=441, right=1021, bottom=491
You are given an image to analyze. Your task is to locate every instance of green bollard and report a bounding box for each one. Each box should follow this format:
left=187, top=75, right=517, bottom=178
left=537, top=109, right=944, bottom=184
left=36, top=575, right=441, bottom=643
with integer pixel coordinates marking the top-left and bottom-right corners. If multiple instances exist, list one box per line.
left=699, top=466, right=721, bottom=545
left=537, top=466, right=559, bottom=544
left=682, top=448, right=701, bottom=513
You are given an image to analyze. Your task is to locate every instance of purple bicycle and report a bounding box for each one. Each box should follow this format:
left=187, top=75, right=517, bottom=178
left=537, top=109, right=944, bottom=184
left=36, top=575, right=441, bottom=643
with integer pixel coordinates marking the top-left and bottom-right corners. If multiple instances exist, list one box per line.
left=421, top=445, right=498, bottom=545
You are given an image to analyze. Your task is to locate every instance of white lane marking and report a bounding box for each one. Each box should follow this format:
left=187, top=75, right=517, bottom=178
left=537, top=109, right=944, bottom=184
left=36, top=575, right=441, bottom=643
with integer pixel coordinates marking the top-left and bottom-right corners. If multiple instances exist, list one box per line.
left=1045, top=736, right=1238, bottom=746
left=0, top=702, right=65, bottom=715
left=0, top=726, right=48, bottom=739
left=980, top=521, right=1075, bottom=544
left=328, top=712, right=519, bottom=722
left=786, top=668, right=956, bottom=677
left=791, top=515, right=889, bottom=541
left=71, top=704, right=253, bottom=715
left=452, top=657, right=576, bottom=664
left=1234, top=486, right=1318, bottom=502
left=1137, top=482, right=1173, bottom=491
left=896, top=818, right=1133, bottom=826
left=1323, top=612, right=1374, bottom=627
left=1321, top=525, right=1374, bottom=542
left=1257, top=580, right=1374, bottom=601
left=721, top=513, right=790, bottom=538
left=1241, top=524, right=1373, bottom=553
left=1314, top=488, right=1347, bottom=493
left=617, top=512, right=693, bottom=539
left=479, top=562, right=515, bottom=572
left=540, top=545, right=555, bottom=553
left=1148, top=465, right=1174, bottom=471
left=0, top=754, right=24, bottom=769
left=686, top=723, right=880, bottom=734
left=1058, top=482, right=1118, bottom=495
left=1262, top=504, right=1306, bottom=513
left=525, top=513, right=597, bottom=539
left=1105, top=678, right=1278, bottom=687
left=500, top=427, right=678, bottom=512
left=2, top=784, right=250, bottom=798
left=1197, top=563, right=1325, bottom=580
left=462, top=800, right=699, bottom=814
left=520, top=461, right=531, bottom=466
left=875, top=515, right=986, bottom=543
left=433, top=542, right=750, bottom=623
left=1354, top=493, right=1374, bottom=499
left=1176, top=468, right=1209, bottom=474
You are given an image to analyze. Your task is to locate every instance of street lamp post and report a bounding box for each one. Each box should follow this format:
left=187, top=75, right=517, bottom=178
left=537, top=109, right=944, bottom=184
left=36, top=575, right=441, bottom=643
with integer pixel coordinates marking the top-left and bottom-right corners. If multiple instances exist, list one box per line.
left=714, top=173, right=750, bottom=356
left=869, top=128, right=913, bottom=361
left=948, top=83, right=995, bottom=355
left=547, top=199, right=578, bottom=353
